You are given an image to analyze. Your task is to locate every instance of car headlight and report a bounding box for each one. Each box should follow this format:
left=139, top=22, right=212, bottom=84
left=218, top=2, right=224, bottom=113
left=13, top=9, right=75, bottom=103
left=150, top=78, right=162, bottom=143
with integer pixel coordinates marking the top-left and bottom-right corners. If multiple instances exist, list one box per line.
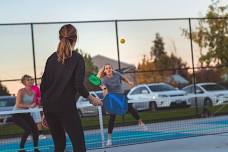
left=152, top=96, right=156, bottom=99
left=216, top=94, right=224, bottom=98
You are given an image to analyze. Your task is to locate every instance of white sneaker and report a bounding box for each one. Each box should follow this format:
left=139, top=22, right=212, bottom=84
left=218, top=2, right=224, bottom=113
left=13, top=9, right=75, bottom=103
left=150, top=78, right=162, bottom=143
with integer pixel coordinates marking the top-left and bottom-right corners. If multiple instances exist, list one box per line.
left=138, top=123, right=148, bottom=131
left=39, top=134, right=47, bottom=139
left=27, top=135, right=32, bottom=140
left=106, top=139, right=112, bottom=146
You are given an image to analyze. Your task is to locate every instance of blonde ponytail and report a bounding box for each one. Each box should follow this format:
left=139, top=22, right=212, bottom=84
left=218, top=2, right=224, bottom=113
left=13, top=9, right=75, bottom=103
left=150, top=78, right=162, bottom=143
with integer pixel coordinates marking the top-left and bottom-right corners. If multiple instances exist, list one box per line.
left=57, top=24, right=77, bottom=64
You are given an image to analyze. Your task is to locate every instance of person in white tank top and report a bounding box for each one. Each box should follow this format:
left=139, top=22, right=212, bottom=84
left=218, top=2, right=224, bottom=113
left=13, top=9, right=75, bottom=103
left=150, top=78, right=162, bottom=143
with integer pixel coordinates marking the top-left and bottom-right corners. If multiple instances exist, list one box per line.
left=13, top=74, right=40, bottom=152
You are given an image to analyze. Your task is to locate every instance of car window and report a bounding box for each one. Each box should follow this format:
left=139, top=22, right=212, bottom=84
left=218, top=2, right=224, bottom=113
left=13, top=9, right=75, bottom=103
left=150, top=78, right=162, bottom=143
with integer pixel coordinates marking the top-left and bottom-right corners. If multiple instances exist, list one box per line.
left=91, top=93, right=96, bottom=97
left=183, top=86, right=193, bottom=93
left=80, top=97, right=88, bottom=102
left=0, top=98, right=15, bottom=107
left=96, top=92, right=104, bottom=99
left=0, top=99, right=8, bottom=107
left=131, top=87, right=149, bottom=95
left=140, top=87, right=149, bottom=94
left=195, top=86, right=204, bottom=94
left=149, top=84, right=175, bottom=92
left=131, top=88, right=142, bottom=95
left=7, top=98, right=16, bottom=106
left=201, top=84, right=226, bottom=91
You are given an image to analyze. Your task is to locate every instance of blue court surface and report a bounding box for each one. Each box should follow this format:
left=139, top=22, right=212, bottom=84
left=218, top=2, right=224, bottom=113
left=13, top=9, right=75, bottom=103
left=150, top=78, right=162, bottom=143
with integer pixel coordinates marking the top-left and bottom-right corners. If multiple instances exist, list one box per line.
left=1, top=116, right=228, bottom=152
left=93, top=133, right=228, bottom=152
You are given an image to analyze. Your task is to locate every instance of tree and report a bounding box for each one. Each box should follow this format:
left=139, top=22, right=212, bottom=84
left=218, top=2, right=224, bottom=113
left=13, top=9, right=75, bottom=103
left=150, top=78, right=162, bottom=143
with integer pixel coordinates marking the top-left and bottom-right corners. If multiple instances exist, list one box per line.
left=137, top=34, right=166, bottom=84
left=195, top=69, right=221, bottom=83
left=150, top=33, right=166, bottom=62
left=150, top=33, right=187, bottom=72
left=137, top=33, right=189, bottom=84
left=76, top=49, right=99, bottom=91
left=150, top=33, right=188, bottom=79
left=183, top=3, right=228, bottom=66
left=0, top=82, right=10, bottom=96
left=136, top=55, right=162, bottom=84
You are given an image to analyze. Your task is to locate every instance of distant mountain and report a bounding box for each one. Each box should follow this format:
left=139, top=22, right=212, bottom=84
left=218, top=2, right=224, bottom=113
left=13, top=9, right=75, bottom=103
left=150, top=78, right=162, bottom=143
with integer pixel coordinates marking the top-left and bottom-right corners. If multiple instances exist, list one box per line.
left=92, top=55, right=135, bottom=71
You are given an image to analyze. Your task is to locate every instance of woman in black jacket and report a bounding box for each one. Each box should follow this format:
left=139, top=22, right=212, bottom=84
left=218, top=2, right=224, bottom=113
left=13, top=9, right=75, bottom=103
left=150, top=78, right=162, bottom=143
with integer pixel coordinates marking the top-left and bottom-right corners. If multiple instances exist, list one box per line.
left=40, top=24, right=102, bottom=152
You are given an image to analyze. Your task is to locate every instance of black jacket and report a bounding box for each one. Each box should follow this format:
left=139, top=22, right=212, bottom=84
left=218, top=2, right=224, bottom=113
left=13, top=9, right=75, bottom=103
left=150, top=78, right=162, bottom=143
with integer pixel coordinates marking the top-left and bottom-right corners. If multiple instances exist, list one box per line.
left=40, top=51, right=89, bottom=112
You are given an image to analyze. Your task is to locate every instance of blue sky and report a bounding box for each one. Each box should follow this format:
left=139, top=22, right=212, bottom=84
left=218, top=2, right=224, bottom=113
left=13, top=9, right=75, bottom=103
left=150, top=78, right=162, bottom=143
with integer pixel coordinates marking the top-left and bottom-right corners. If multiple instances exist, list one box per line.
left=0, top=0, right=226, bottom=23
left=0, top=0, right=227, bottom=94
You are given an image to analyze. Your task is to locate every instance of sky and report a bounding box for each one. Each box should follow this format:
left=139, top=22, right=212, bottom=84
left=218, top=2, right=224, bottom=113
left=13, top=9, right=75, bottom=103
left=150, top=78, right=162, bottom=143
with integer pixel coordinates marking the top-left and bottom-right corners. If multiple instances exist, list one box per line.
left=0, top=0, right=227, bottom=23
left=0, top=0, right=227, bottom=94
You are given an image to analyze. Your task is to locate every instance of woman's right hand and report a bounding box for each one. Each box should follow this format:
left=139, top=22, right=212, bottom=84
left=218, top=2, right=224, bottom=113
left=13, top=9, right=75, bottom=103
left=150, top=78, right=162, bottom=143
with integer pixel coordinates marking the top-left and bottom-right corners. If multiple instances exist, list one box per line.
left=97, top=66, right=105, bottom=78
left=29, top=102, right=37, bottom=108
left=88, top=95, right=103, bottom=106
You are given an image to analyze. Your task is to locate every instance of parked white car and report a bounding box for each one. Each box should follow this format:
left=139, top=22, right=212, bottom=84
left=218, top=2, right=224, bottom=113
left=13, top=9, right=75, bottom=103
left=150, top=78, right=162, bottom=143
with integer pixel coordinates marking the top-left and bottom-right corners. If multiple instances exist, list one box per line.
left=127, top=83, right=190, bottom=111
left=0, top=96, right=16, bottom=124
left=182, top=83, right=228, bottom=107
left=76, top=91, right=104, bottom=117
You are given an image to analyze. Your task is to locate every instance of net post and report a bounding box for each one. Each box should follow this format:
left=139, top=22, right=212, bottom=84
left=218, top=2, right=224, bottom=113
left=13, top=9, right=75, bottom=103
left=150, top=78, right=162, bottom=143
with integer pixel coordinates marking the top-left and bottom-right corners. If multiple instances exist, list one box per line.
left=98, top=106, right=105, bottom=149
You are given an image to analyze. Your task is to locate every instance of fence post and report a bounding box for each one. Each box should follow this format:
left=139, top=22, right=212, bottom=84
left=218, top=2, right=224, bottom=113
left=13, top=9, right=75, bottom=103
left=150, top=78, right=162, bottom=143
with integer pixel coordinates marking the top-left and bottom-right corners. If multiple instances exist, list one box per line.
left=115, top=20, right=121, bottom=71
left=30, top=23, right=37, bottom=85
left=188, top=18, right=198, bottom=115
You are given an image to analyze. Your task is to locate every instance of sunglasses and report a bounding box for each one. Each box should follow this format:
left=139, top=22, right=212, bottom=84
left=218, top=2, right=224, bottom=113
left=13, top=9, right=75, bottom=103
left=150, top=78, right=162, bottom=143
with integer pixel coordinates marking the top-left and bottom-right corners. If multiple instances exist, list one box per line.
left=26, top=78, right=33, bottom=81
left=105, top=67, right=112, bottom=70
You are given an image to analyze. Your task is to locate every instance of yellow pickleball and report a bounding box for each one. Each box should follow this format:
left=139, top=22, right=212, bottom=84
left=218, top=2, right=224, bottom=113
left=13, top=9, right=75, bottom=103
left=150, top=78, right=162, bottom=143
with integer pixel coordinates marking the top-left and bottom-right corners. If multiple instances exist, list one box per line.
left=120, top=38, right=126, bottom=44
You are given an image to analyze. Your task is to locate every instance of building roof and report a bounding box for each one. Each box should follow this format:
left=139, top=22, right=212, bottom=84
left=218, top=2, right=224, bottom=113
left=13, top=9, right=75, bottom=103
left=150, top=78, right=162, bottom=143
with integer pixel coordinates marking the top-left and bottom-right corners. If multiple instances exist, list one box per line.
left=168, top=74, right=189, bottom=84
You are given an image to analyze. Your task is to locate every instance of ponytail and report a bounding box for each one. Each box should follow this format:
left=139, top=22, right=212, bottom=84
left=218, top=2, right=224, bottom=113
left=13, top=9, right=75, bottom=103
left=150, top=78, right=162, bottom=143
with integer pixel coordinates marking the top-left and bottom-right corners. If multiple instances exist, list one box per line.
left=57, top=24, right=77, bottom=64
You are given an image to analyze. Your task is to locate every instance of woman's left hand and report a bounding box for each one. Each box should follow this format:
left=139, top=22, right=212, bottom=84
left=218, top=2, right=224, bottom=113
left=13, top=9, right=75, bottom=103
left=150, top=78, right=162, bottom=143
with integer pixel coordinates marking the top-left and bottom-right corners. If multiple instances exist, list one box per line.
left=101, top=85, right=108, bottom=96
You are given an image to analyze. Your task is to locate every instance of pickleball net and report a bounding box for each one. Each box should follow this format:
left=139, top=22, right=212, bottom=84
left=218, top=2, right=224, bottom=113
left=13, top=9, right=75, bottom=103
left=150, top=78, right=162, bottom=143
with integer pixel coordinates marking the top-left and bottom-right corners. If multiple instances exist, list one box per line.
left=1, top=99, right=228, bottom=152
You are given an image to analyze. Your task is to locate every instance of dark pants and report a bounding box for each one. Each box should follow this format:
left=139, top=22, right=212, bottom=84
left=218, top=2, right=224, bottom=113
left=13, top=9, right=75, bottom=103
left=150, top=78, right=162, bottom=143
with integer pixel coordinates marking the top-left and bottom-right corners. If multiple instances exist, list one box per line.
left=108, top=103, right=140, bottom=134
left=44, top=110, right=86, bottom=152
left=13, top=113, right=39, bottom=150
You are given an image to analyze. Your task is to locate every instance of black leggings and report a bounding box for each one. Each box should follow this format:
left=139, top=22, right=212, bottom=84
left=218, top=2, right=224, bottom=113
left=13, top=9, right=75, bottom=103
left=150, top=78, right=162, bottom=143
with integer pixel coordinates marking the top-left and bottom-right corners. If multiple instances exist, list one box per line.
left=13, top=113, right=39, bottom=150
left=108, top=103, right=140, bottom=134
left=44, top=110, right=86, bottom=152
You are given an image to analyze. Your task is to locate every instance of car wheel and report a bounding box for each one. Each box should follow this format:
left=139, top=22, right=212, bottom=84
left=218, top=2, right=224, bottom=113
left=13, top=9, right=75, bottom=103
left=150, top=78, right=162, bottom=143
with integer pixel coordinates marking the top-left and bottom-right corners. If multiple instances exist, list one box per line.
left=78, top=110, right=83, bottom=118
left=204, top=98, right=213, bottom=107
left=149, top=101, right=157, bottom=112
left=101, top=107, right=107, bottom=116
